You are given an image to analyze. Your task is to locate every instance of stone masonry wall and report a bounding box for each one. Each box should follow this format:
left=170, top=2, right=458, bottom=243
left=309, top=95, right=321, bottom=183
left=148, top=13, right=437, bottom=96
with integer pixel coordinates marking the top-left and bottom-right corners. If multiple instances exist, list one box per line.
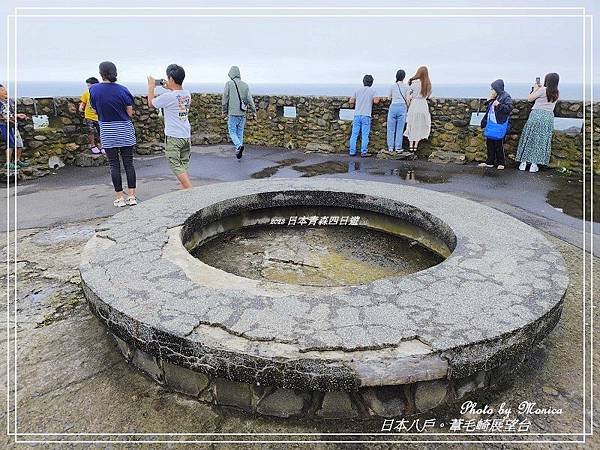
left=13, top=94, right=600, bottom=174
left=15, top=96, right=163, bottom=167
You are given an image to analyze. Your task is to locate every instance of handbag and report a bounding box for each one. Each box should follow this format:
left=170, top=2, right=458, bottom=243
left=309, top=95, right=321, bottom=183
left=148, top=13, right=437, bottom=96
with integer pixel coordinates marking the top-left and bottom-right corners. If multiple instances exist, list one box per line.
left=232, top=80, right=248, bottom=112
left=483, top=102, right=509, bottom=140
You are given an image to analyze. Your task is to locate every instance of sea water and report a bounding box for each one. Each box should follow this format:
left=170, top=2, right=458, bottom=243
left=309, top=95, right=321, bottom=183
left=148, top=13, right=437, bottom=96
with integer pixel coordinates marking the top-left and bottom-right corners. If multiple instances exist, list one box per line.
left=12, top=81, right=591, bottom=101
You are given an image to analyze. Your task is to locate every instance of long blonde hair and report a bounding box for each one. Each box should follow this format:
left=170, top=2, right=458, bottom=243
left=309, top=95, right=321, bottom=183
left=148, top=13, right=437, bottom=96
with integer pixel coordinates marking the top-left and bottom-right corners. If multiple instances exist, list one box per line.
left=408, top=66, right=432, bottom=98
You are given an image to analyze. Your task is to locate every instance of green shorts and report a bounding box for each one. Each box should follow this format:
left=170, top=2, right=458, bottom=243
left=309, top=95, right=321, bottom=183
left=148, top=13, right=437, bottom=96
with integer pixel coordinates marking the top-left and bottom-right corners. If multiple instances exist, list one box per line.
left=165, top=136, right=191, bottom=175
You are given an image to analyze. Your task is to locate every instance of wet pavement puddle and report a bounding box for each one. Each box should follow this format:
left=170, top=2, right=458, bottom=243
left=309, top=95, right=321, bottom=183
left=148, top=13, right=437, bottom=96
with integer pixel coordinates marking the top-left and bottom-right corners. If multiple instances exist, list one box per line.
left=546, top=174, right=599, bottom=222
left=251, top=158, right=304, bottom=179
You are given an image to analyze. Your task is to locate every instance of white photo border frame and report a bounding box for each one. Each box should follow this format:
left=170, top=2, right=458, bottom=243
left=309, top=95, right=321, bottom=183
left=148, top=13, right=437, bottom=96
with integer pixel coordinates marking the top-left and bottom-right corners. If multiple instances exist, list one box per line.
left=4, top=4, right=595, bottom=445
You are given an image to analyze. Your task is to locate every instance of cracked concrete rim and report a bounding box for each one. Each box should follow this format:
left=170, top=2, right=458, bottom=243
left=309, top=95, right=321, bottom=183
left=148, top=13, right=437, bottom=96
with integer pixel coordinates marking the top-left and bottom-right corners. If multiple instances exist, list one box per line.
left=79, top=178, right=568, bottom=391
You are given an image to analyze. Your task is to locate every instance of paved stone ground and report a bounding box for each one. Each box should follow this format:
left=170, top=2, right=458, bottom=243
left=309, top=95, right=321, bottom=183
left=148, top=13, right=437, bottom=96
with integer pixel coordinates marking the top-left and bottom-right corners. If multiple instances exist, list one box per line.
left=0, top=145, right=598, bottom=448
left=2, top=144, right=598, bottom=253
left=0, top=220, right=597, bottom=448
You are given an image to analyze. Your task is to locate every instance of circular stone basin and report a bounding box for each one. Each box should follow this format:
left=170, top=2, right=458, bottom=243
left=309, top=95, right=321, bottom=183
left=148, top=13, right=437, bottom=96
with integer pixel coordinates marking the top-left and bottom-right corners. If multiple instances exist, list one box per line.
left=80, top=179, right=568, bottom=420
left=192, top=207, right=446, bottom=287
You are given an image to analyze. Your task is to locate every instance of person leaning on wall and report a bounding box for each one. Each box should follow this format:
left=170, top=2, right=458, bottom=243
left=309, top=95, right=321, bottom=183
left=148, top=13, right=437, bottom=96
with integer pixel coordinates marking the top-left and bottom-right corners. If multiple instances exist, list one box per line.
left=404, top=66, right=432, bottom=153
left=79, top=76, right=103, bottom=155
left=348, top=74, right=380, bottom=157
left=386, top=69, right=409, bottom=153
left=515, top=73, right=560, bottom=173
left=478, top=79, right=513, bottom=170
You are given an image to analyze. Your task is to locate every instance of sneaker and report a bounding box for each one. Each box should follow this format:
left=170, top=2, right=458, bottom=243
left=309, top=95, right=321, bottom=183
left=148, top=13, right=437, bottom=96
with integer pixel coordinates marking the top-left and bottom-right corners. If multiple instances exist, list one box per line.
left=361, top=153, right=372, bottom=158
left=90, top=146, right=101, bottom=154
left=100, top=148, right=106, bottom=155
left=126, top=196, right=137, bottom=206
left=497, top=165, right=505, bottom=170
left=395, top=148, right=404, bottom=153
left=349, top=152, right=357, bottom=156
left=113, top=198, right=126, bottom=207
left=235, top=145, right=244, bottom=159
left=518, top=162, right=527, bottom=171
left=478, top=163, right=494, bottom=168
left=529, top=163, right=539, bottom=173
left=16, top=160, right=30, bottom=168
left=4, top=162, right=18, bottom=171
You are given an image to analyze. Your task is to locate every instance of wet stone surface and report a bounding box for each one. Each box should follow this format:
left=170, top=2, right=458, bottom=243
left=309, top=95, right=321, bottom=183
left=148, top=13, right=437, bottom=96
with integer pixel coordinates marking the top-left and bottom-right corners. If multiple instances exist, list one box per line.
left=194, top=225, right=443, bottom=287
left=250, top=158, right=304, bottom=179
left=545, top=173, right=599, bottom=222
left=4, top=212, right=597, bottom=443
left=79, top=178, right=569, bottom=418
left=292, top=161, right=350, bottom=177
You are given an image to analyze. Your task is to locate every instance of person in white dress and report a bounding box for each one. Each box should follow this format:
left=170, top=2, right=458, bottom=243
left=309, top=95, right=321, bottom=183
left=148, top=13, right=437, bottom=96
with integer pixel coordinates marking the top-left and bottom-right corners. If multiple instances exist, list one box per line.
left=404, top=66, right=432, bottom=153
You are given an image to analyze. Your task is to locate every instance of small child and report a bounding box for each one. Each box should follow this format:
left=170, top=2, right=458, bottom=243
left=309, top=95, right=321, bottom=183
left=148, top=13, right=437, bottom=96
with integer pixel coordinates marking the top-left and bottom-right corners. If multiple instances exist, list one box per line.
left=147, top=64, right=192, bottom=189
left=79, top=77, right=103, bottom=154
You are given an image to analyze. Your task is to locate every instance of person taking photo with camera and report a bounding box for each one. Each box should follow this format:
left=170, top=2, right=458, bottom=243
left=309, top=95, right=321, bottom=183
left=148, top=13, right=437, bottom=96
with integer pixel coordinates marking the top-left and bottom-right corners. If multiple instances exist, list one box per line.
left=147, top=64, right=193, bottom=189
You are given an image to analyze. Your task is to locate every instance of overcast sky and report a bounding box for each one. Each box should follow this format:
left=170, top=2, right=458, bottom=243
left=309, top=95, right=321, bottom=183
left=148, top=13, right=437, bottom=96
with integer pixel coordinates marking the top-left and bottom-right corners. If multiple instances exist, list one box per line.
left=1, top=0, right=598, bottom=86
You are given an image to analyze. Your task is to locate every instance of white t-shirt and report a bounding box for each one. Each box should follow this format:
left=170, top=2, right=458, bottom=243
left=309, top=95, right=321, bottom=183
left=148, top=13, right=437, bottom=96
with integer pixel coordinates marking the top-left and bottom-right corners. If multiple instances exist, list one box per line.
left=152, top=89, right=192, bottom=138
left=388, top=82, right=408, bottom=104
left=353, top=86, right=378, bottom=117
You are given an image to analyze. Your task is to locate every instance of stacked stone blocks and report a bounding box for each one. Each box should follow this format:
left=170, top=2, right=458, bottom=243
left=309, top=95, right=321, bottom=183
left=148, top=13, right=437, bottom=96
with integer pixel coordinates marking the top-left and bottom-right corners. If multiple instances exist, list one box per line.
left=14, top=94, right=598, bottom=174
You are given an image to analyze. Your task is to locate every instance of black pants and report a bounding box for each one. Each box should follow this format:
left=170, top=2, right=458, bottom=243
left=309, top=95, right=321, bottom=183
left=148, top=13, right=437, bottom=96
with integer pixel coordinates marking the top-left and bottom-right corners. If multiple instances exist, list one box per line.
left=105, top=146, right=136, bottom=192
left=486, top=139, right=505, bottom=166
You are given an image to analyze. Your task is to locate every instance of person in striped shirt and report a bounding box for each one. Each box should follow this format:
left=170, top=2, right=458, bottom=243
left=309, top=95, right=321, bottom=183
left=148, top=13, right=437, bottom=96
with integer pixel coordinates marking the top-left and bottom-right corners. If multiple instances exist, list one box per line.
left=90, top=61, right=138, bottom=207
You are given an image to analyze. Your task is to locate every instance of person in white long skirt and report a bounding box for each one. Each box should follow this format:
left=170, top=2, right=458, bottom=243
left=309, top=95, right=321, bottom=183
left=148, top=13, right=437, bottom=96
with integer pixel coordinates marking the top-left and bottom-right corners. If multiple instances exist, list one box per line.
left=404, top=66, right=432, bottom=153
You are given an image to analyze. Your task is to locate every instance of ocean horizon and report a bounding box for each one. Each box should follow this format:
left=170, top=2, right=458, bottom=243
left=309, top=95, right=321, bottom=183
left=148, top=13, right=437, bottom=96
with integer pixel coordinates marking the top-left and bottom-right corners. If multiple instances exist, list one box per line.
left=9, top=81, right=594, bottom=101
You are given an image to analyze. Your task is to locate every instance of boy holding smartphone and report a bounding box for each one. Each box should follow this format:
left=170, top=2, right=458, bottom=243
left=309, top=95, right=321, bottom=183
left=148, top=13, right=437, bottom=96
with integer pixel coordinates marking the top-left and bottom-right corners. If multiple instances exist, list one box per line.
left=147, top=64, right=192, bottom=189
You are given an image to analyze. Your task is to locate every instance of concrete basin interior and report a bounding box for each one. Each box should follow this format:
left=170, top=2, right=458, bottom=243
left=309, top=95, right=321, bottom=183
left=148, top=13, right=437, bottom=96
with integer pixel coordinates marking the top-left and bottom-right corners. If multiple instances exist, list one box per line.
left=184, top=203, right=454, bottom=287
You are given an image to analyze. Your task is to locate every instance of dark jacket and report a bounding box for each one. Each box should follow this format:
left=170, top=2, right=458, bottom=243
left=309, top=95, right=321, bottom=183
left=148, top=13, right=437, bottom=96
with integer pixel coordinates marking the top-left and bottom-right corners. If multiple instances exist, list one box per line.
left=480, top=79, right=513, bottom=128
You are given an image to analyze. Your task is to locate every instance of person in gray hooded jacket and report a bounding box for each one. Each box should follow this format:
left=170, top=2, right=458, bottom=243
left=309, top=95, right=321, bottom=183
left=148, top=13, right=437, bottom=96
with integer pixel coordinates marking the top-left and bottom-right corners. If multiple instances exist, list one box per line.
left=222, top=66, right=256, bottom=159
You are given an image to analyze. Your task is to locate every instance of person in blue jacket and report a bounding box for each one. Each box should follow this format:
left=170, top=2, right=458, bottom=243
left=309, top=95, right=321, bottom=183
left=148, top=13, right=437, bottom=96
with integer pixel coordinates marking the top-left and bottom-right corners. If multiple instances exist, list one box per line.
left=479, top=79, right=513, bottom=170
